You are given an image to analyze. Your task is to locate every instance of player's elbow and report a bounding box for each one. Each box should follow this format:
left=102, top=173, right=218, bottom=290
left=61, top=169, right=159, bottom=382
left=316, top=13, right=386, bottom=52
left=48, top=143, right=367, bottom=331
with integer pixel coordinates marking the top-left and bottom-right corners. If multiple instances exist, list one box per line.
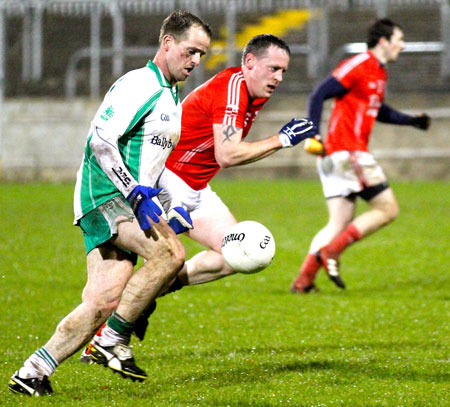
left=217, top=158, right=234, bottom=168
left=216, top=153, right=237, bottom=168
left=89, top=132, right=108, bottom=157
left=89, top=126, right=118, bottom=157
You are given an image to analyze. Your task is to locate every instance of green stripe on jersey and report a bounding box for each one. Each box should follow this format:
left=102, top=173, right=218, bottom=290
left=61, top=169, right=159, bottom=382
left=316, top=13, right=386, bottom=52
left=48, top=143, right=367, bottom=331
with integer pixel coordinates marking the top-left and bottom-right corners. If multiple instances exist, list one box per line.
left=78, top=132, right=121, bottom=214
left=124, top=88, right=164, bottom=135
left=118, top=126, right=145, bottom=182
left=146, top=60, right=179, bottom=104
left=146, top=60, right=169, bottom=87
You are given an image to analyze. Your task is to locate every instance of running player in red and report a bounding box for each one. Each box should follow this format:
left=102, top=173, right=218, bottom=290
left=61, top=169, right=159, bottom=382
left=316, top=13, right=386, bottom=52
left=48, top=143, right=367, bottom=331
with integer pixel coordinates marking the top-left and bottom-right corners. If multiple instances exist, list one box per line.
left=290, top=18, right=431, bottom=293
left=157, top=34, right=316, bottom=289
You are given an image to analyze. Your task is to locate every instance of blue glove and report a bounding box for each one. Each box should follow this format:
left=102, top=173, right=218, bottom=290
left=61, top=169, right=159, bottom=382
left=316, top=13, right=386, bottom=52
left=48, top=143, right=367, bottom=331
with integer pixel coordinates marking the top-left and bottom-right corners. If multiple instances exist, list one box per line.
left=278, top=118, right=317, bottom=148
left=167, top=206, right=193, bottom=234
left=127, top=185, right=163, bottom=231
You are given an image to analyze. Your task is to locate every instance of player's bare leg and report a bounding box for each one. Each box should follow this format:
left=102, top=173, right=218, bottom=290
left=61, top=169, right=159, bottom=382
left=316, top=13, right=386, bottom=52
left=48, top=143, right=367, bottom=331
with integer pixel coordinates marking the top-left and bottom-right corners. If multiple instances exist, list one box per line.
left=300, top=188, right=399, bottom=291
left=112, top=219, right=185, bottom=319
left=310, top=196, right=357, bottom=253
left=134, top=208, right=238, bottom=338
left=45, top=246, right=134, bottom=362
left=352, top=187, right=399, bottom=236
left=87, top=218, right=185, bottom=381
left=9, top=245, right=134, bottom=396
left=82, top=206, right=239, bottom=362
left=177, top=207, right=238, bottom=285
left=291, top=196, right=355, bottom=292
left=321, top=188, right=399, bottom=271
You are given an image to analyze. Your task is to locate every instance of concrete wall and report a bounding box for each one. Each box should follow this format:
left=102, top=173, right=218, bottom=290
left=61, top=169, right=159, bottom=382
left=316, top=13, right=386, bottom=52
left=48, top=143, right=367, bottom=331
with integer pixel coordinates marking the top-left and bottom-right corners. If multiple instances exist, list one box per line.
left=1, top=94, right=449, bottom=182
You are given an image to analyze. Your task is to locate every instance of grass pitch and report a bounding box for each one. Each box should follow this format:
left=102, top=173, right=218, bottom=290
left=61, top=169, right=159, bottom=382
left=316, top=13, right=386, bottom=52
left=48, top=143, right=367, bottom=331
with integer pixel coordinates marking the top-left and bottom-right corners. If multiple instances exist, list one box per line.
left=1, top=180, right=449, bottom=406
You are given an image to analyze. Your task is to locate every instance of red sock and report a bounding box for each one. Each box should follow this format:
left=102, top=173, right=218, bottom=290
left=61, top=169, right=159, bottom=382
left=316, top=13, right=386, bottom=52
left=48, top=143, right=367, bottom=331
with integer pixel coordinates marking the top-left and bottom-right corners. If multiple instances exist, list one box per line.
left=292, top=253, right=321, bottom=290
left=326, top=223, right=362, bottom=256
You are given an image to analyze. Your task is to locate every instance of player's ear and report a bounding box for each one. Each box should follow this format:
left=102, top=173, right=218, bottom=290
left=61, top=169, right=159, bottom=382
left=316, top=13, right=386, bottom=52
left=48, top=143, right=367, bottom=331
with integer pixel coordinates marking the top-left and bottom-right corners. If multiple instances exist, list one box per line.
left=162, top=34, right=174, bottom=52
left=378, top=36, right=389, bottom=47
left=244, top=53, right=256, bottom=70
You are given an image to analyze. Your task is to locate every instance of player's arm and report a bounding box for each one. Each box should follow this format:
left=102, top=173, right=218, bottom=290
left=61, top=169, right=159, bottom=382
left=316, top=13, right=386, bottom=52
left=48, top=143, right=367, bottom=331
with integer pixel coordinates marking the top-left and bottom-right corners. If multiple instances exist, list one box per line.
left=89, top=126, right=163, bottom=230
left=376, top=103, right=431, bottom=130
left=213, top=118, right=316, bottom=168
left=89, top=125, right=138, bottom=196
left=308, top=75, right=348, bottom=133
left=213, top=123, right=281, bottom=167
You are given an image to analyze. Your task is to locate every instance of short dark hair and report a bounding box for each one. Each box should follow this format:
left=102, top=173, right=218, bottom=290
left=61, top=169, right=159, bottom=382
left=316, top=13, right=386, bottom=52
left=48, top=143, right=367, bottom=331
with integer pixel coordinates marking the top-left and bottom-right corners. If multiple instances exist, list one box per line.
left=367, top=18, right=402, bottom=48
left=159, top=9, right=212, bottom=44
left=241, top=34, right=291, bottom=65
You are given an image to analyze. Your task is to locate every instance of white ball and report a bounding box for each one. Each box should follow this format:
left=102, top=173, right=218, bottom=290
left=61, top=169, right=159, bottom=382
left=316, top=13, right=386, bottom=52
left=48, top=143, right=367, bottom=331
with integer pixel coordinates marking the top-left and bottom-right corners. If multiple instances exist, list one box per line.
left=221, top=220, right=276, bottom=274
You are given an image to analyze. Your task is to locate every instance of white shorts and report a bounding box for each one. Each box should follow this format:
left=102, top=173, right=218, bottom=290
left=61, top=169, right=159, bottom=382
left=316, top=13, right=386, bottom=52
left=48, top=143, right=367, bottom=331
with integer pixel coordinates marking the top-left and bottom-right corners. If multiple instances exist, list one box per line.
left=157, top=167, right=230, bottom=220
left=318, top=151, right=388, bottom=200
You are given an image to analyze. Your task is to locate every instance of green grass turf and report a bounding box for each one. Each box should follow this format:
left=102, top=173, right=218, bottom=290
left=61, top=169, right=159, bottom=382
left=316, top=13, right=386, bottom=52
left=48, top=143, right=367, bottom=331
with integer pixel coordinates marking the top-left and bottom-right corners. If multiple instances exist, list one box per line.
left=1, top=180, right=449, bottom=406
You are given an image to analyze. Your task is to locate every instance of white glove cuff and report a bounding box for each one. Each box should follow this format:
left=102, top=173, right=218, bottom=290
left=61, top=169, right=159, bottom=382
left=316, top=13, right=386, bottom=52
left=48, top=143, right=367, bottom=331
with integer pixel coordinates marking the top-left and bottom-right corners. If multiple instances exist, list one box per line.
left=167, top=207, right=193, bottom=229
left=278, top=133, right=292, bottom=148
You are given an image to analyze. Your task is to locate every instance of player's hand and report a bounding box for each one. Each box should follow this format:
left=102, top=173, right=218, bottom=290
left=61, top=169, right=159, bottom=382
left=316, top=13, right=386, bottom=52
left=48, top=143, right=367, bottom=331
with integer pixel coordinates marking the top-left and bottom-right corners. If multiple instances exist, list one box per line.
left=278, top=118, right=317, bottom=148
left=127, top=185, right=163, bottom=231
left=411, top=113, right=431, bottom=130
left=167, top=206, right=193, bottom=234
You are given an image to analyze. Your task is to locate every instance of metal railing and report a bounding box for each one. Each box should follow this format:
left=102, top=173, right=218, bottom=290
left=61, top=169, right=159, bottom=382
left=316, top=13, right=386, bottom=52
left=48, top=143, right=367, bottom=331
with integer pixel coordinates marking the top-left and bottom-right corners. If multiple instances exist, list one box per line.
left=330, top=41, right=445, bottom=69
left=65, top=46, right=157, bottom=97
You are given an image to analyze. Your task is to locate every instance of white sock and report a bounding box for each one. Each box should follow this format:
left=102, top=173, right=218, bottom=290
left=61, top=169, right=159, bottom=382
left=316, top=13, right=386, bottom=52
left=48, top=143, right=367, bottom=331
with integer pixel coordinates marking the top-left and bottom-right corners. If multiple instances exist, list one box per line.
left=19, top=347, right=58, bottom=379
left=95, top=325, right=129, bottom=347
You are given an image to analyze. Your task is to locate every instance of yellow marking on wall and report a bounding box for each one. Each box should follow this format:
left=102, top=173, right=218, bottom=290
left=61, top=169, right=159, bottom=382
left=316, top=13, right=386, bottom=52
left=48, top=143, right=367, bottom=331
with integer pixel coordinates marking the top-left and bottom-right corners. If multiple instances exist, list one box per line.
left=206, top=9, right=312, bottom=70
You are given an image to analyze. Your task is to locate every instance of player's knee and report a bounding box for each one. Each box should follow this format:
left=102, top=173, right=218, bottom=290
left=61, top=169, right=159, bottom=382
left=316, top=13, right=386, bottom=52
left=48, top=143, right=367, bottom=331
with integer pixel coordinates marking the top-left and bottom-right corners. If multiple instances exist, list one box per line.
left=91, top=298, right=119, bottom=321
left=160, top=236, right=186, bottom=275
left=170, top=238, right=186, bottom=273
left=83, top=288, right=122, bottom=319
left=384, top=200, right=399, bottom=223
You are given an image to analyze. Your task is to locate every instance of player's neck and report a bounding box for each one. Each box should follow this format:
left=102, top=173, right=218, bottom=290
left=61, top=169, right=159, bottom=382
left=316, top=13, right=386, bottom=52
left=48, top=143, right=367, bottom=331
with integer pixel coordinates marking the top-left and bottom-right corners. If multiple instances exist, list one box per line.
left=153, top=52, right=176, bottom=86
left=369, top=47, right=388, bottom=65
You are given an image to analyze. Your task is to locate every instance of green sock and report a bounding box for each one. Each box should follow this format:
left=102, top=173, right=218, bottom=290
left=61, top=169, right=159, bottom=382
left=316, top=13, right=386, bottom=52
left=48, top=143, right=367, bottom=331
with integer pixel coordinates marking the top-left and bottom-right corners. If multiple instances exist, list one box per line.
left=107, top=312, right=135, bottom=337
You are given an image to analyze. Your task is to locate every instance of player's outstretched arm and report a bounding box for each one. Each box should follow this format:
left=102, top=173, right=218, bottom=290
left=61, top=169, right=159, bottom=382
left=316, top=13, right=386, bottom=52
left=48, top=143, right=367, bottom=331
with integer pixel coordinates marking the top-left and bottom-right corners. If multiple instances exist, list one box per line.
left=377, top=103, right=431, bottom=130
left=212, top=118, right=316, bottom=168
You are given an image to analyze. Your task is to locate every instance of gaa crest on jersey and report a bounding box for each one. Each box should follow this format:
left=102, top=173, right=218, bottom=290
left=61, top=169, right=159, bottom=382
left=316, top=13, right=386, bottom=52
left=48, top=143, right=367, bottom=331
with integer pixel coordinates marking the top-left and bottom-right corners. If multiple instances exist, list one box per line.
left=100, top=105, right=115, bottom=121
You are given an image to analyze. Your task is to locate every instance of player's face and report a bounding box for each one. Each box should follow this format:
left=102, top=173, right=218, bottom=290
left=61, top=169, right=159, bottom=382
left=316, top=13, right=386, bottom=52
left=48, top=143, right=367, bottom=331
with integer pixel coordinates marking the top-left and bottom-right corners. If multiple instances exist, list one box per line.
left=385, top=27, right=405, bottom=62
left=165, top=26, right=210, bottom=84
left=245, top=46, right=290, bottom=99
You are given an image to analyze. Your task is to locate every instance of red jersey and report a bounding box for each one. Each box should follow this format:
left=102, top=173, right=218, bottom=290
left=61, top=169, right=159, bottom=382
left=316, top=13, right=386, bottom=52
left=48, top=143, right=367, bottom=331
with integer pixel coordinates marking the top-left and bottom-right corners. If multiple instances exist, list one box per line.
left=165, top=67, right=268, bottom=190
left=325, top=51, right=387, bottom=154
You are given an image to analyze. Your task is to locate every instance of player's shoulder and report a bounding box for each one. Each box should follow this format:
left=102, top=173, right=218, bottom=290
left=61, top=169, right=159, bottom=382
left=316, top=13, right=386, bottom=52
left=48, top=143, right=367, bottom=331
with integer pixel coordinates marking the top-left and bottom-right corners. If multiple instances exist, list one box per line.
left=114, top=63, right=168, bottom=97
left=211, top=67, right=245, bottom=89
left=127, top=65, right=165, bottom=89
left=334, top=52, right=372, bottom=79
left=194, top=67, right=246, bottom=101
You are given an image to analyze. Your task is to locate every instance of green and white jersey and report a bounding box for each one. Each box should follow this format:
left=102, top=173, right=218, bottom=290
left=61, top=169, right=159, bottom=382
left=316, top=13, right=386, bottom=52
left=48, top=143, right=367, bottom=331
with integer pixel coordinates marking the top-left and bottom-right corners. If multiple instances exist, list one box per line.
left=74, top=60, right=181, bottom=223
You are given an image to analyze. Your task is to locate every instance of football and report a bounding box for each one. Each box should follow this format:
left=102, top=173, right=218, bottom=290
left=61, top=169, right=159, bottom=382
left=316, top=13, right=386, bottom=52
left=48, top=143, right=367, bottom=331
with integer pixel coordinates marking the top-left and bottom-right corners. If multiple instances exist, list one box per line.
left=221, top=220, right=276, bottom=274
